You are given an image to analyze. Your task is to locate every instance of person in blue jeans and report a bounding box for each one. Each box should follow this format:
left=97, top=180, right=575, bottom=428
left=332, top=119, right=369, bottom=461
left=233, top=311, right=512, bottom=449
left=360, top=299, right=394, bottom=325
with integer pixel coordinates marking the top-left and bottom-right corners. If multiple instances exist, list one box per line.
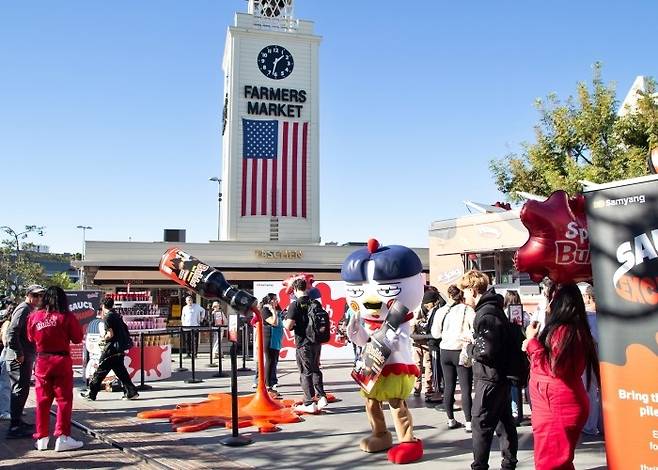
left=253, top=294, right=284, bottom=393
left=0, top=302, right=17, bottom=420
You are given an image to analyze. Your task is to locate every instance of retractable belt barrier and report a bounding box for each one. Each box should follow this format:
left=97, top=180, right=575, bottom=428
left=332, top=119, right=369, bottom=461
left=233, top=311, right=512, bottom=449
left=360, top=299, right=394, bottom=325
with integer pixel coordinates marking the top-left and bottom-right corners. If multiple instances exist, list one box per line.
left=127, top=325, right=230, bottom=389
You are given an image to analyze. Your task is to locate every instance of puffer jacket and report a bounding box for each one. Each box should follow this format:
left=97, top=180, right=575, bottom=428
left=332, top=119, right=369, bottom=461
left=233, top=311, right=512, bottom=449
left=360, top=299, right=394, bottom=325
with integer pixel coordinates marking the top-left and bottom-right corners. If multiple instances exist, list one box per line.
left=468, top=288, right=510, bottom=383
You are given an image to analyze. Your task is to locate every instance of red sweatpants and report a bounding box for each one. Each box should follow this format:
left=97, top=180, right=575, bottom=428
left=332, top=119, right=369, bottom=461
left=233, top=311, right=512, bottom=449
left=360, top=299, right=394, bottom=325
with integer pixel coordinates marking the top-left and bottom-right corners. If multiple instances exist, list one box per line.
left=34, top=355, right=74, bottom=439
left=529, top=376, right=589, bottom=470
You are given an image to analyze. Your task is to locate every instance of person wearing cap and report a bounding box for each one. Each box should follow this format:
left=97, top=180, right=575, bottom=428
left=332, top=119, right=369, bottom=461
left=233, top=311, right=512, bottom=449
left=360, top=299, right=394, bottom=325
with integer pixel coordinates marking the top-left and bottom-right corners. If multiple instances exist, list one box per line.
left=4, top=284, right=45, bottom=439
left=411, top=289, right=443, bottom=402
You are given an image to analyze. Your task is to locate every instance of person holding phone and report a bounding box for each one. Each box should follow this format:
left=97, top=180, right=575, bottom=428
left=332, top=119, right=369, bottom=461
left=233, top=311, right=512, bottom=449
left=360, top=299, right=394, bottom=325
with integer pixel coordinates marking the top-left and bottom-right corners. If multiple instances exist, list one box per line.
left=523, top=283, right=599, bottom=470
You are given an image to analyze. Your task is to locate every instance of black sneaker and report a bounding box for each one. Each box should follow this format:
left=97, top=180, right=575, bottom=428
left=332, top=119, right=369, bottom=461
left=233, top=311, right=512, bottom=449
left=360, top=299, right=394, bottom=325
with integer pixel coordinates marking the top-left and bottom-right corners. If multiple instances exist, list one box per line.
left=122, top=392, right=139, bottom=400
left=79, top=391, right=96, bottom=401
left=447, top=419, right=463, bottom=429
left=6, top=423, right=33, bottom=439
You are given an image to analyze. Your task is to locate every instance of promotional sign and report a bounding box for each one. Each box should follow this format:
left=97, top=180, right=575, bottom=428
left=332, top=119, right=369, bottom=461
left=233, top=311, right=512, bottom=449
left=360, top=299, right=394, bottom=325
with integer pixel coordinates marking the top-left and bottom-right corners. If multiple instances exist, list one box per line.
left=253, top=280, right=350, bottom=360
left=584, top=174, right=658, bottom=469
left=66, top=290, right=102, bottom=366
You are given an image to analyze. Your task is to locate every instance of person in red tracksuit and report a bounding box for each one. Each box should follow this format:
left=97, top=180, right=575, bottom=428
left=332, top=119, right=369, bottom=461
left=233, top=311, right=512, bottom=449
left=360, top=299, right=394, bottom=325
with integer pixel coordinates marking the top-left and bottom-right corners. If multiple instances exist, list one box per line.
left=27, top=286, right=84, bottom=452
left=523, top=283, right=599, bottom=470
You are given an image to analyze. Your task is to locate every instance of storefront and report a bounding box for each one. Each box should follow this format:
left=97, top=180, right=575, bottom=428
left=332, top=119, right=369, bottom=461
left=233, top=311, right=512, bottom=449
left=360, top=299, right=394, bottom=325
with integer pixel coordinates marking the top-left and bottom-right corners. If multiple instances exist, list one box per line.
left=79, top=238, right=429, bottom=323
left=429, top=207, right=536, bottom=297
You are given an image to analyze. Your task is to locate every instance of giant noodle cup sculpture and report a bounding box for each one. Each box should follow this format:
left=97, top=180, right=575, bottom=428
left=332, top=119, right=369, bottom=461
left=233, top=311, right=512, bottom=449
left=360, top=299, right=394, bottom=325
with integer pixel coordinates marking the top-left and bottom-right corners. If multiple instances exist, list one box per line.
left=136, top=247, right=303, bottom=432
left=515, top=190, right=592, bottom=284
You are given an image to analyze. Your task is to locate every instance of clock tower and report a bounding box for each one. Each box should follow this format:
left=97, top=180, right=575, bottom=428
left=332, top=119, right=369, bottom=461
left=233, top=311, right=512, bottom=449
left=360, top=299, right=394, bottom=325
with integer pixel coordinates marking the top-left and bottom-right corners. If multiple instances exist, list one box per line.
left=219, top=0, right=321, bottom=243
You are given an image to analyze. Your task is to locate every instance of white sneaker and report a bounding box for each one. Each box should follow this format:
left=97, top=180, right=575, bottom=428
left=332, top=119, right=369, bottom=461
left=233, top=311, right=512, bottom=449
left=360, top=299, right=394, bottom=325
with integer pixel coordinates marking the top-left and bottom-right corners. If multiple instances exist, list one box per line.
left=0, top=412, right=11, bottom=421
left=465, top=421, right=472, bottom=433
left=251, top=383, right=257, bottom=389
left=35, top=436, right=49, bottom=451
left=54, top=435, right=83, bottom=452
left=270, top=384, right=278, bottom=391
left=293, top=402, right=318, bottom=414
left=317, top=396, right=328, bottom=410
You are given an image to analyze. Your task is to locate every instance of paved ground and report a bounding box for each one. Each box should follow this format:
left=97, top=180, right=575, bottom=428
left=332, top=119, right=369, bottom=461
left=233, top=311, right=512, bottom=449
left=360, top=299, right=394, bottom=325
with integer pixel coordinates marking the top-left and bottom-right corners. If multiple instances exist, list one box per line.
left=1, top=354, right=608, bottom=469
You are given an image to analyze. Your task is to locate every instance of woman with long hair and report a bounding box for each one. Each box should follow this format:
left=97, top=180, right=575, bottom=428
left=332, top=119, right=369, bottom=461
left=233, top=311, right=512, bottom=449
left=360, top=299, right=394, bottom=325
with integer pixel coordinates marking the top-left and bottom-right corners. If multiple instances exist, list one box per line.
left=27, top=286, right=84, bottom=452
left=253, top=293, right=283, bottom=393
left=524, top=282, right=600, bottom=470
left=431, top=285, right=475, bottom=432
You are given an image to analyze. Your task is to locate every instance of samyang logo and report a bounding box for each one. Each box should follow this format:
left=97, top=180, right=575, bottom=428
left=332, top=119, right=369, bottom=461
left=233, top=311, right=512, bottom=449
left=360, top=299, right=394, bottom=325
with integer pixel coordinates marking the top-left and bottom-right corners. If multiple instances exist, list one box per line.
left=613, top=228, right=658, bottom=305
left=593, top=194, right=646, bottom=209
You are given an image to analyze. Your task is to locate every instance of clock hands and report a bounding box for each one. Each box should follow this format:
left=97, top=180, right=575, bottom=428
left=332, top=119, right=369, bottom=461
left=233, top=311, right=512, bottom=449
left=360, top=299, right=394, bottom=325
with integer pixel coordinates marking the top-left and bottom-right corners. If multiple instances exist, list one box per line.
left=272, top=54, right=286, bottom=72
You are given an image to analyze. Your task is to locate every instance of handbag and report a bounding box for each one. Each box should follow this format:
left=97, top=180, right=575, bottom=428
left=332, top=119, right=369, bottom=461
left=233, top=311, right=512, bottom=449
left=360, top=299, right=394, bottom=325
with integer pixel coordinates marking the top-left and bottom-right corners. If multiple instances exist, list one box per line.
left=458, top=306, right=472, bottom=368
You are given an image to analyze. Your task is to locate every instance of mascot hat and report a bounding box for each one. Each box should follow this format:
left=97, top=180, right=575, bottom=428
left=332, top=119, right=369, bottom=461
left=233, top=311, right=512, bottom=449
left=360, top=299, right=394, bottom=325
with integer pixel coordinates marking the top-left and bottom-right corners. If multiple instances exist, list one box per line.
left=341, top=239, right=422, bottom=283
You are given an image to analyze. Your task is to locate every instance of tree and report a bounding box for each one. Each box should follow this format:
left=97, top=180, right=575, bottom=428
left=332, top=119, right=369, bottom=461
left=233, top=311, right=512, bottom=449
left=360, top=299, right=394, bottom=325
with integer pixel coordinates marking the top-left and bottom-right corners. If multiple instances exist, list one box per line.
left=48, top=272, right=78, bottom=290
left=0, top=225, right=46, bottom=297
left=490, top=64, right=658, bottom=201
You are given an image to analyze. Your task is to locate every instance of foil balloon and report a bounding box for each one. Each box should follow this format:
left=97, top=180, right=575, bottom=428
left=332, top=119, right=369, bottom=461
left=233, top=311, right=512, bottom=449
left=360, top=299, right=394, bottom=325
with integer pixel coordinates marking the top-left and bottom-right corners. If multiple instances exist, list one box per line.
left=515, top=190, right=592, bottom=283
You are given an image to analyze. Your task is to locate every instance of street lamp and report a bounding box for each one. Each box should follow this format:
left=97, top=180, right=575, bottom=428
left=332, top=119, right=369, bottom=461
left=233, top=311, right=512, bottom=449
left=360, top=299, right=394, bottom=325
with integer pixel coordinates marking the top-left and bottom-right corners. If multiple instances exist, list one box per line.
left=76, top=225, right=92, bottom=288
left=209, top=177, right=223, bottom=240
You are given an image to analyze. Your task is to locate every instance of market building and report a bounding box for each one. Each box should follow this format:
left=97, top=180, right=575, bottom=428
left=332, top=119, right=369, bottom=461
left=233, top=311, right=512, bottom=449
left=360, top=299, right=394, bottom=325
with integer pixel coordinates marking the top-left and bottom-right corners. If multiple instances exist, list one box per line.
left=77, top=1, right=428, bottom=318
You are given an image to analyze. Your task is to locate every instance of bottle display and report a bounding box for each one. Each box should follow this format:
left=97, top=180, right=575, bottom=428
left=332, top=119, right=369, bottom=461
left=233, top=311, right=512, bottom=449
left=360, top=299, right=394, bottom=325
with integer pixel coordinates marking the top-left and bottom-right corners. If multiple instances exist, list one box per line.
left=160, top=247, right=256, bottom=311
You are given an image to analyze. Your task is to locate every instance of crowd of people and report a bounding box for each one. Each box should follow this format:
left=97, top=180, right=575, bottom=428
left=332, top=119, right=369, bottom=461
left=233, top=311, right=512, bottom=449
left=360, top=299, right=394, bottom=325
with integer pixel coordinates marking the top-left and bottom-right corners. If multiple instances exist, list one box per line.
left=0, top=285, right=139, bottom=451
left=0, top=268, right=603, bottom=467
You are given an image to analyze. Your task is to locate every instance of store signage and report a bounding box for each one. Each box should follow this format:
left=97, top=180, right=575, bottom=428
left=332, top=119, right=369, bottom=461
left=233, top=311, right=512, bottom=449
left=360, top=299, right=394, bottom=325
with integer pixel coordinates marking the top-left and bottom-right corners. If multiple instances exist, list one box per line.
left=244, top=85, right=306, bottom=118
left=584, top=175, right=658, bottom=470
left=255, top=249, right=303, bottom=260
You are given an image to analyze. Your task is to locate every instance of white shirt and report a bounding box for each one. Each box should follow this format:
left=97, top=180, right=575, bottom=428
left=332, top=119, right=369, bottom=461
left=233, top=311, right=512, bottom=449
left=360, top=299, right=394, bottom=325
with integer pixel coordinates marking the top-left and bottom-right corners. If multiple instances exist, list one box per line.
left=181, top=304, right=205, bottom=327
left=430, top=303, right=475, bottom=351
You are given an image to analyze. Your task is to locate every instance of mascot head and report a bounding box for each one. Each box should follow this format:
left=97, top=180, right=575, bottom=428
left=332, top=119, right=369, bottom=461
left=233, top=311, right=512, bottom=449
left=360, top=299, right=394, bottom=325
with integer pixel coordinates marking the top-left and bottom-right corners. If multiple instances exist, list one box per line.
left=341, top=239, right=424, bottom=322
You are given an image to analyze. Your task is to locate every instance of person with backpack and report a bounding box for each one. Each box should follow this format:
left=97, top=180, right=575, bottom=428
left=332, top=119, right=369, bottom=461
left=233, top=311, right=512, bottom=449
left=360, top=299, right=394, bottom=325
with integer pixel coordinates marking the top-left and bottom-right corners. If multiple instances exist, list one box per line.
left=410, top=290, right=441, bottom=402
left=283, top=277, right=329, bottom=414
left=431, top=285, right=475, bottom=432
left=81, top=297, right=138, bottom=401
left=523, top=283, right=599, bottom=470
left=459, top=270, right=518, bottom=470
left=27, top=286, right=84, bottom=452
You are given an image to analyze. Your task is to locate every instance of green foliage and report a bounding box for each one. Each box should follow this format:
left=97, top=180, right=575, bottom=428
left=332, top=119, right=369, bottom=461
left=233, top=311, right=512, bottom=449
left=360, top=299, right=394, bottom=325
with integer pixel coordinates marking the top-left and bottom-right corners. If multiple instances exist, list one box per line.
left=0, top=247, right=46, bottom=297
left=48, top=271, right=78, bottom=290
left=490, top=64, right=657, bottom=201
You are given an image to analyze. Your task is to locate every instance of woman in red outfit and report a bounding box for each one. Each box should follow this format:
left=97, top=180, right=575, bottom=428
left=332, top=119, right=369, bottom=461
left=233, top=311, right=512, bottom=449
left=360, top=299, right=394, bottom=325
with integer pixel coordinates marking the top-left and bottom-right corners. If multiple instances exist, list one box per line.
left=523, top=283, right=599, bottom=470
left=27, top=286, right=84, bottom=452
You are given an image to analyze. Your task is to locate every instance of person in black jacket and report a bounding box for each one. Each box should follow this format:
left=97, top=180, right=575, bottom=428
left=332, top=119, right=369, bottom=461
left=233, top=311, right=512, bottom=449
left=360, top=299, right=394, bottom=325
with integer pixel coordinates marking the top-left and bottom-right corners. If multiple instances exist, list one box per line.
left=460, top=270, right=518, bottom=470
left=81, top=297, right=138, bottom=401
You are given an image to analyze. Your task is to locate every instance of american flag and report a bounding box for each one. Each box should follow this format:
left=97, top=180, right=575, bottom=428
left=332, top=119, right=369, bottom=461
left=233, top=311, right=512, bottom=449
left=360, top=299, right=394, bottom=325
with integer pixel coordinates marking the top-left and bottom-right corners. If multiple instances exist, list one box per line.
left=242, top=118, right=308, bottom=218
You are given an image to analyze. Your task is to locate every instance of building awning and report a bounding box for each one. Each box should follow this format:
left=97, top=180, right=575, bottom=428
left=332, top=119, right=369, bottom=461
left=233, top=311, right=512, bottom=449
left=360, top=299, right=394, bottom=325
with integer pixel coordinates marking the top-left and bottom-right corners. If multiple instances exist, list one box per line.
left=92, top=269, right=344, bottom=284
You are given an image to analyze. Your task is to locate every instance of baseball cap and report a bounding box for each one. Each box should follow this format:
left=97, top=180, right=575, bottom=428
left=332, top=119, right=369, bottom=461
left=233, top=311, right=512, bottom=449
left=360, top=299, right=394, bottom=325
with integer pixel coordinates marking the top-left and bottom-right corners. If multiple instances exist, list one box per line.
left=26, top=284, right=46, bottom=295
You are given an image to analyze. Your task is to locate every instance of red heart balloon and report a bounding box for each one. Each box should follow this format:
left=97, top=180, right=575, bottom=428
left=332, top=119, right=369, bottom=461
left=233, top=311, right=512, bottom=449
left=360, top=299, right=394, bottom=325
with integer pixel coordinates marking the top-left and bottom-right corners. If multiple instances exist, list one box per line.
left=515, top=190, right=592, bottom=284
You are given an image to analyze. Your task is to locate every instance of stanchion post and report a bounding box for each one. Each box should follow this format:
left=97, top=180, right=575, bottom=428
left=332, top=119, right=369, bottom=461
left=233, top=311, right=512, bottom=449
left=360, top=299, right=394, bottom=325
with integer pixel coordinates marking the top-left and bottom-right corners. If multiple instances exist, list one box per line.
left=175, top=326, right=188, bottom=372
left=137, top=332, right=152, bottom=391
left=238, top=322, right=250, bottom=372
left=207, top=326, right=216, bottom=367
left=185, top=329, right=203, bottom=384
left=213, top=326, right=228, bottom=378
left=220, top=341, right=252, bottom=447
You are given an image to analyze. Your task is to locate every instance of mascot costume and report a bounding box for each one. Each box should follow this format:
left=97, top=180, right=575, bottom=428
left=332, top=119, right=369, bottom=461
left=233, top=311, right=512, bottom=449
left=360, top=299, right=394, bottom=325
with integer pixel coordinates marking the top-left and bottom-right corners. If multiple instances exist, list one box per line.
left=341, top=239, right=424, bottom=464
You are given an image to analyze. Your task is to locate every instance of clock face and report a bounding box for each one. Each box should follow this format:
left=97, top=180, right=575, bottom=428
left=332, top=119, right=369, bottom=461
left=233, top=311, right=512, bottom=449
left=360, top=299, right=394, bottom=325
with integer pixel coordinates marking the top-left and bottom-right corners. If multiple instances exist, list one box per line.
left=257, top=45, right=294, bottom=80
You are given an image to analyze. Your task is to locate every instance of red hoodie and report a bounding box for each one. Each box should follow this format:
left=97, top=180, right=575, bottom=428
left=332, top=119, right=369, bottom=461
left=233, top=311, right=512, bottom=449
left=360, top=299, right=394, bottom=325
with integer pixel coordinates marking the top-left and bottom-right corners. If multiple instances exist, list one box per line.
left=27, top=309, right=83, bottom=353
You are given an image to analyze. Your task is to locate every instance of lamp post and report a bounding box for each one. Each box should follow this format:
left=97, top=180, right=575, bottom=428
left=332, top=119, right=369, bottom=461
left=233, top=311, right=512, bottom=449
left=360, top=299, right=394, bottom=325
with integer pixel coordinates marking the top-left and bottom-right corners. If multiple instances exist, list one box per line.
left=76, top=225, right=92, bottom=288
left=209, top=177, right=222, bottom=240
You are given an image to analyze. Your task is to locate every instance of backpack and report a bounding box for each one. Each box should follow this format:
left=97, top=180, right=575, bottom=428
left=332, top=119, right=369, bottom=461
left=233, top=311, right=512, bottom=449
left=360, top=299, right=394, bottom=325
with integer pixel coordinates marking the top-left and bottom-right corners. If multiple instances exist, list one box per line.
left=505, top=322, right=530, bottom=386
left=303, top=299, right=331, bottom=344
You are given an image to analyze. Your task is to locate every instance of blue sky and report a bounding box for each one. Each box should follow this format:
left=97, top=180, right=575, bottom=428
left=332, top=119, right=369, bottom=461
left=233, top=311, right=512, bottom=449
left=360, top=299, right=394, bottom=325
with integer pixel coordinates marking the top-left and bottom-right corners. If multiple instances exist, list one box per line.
left=1, top=1, right=656, bottom=254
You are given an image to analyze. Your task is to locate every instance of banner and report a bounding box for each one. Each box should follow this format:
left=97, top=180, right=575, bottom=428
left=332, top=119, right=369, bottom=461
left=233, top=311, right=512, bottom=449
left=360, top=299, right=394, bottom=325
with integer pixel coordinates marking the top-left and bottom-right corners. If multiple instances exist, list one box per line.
left=253, top=281, right=350, bottom=360
left=66, top=290, right=102, bottom=366
left=584, top=174, right=658, bottom=469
